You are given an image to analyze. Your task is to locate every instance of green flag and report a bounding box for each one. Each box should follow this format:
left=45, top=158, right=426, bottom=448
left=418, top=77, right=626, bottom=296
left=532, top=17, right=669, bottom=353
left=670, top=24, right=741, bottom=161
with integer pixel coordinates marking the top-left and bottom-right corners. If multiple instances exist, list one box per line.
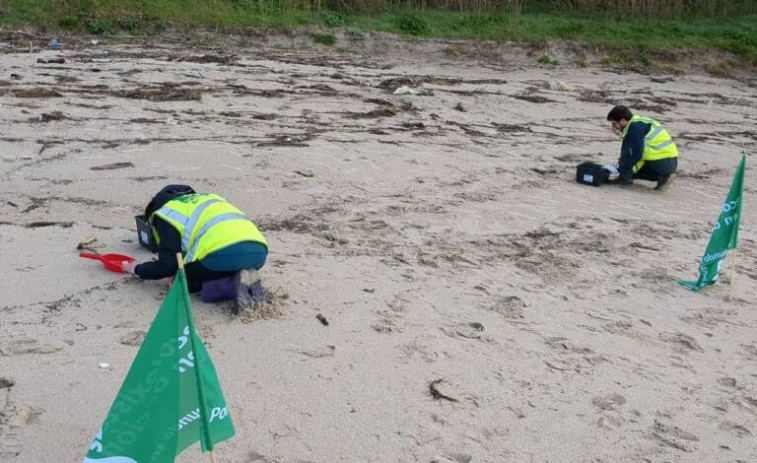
left=679, top=155, right=746, bottom=291
left=83, top=268, right=235, bottom=463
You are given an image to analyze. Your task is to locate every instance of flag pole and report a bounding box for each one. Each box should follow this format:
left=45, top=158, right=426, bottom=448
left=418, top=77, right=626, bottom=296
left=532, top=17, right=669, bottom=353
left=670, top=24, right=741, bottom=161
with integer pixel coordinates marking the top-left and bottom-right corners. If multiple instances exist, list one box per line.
left=729, top=250, right=737, bottom=300
left=175, top=253, right=221, bottom=463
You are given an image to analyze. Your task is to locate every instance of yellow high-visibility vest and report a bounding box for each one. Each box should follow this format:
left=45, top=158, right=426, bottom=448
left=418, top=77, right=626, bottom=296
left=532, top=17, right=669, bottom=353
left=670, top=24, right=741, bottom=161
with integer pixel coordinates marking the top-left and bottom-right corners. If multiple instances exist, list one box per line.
left=623, top=115, right=678, bottom=173
left=152, top=193, right=267, bottom=263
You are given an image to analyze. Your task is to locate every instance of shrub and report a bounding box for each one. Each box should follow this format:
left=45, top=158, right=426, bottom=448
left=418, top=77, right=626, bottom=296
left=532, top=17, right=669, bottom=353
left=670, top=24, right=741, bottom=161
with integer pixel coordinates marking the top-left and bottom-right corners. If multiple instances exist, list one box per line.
left=59, top=16, right=80, bottom=29
left=314, top=33, right=336, bottom=45
left=57, top=0, right=94, bottom=17
left=322, top=11, right=344, bottom=27
left=554, top=20, right=584, bottom=38
left=150, top=21, right=168, bottom=34
left=394, top=13, right=430, bottom=36
left=118, top=17, right=140, bottom=31
left=613, top=46, right=651, bottom=67
left=706, top=62, right=733, bottom=78
left=442, top=46, right=460, bottom=57
left=452, top=13, right=506, bottom=31
left=537, top=54, right=558, bottom=65
left=234, top=0, right=255, bottom=9
left=345, top=28, right=364, bottom=41
left=718, top=31, right=757, bottom=60
left=87, top=19, right=112, bottom=35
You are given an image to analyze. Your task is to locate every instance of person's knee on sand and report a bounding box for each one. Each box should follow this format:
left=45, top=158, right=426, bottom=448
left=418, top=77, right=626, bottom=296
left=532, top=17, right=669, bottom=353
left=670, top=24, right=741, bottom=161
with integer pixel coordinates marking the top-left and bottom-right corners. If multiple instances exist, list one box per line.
left=199, top=269, right=263, bottom=315
left=122, top=185, right=269, bottom=315
left=654, top=173, right=675, bottom=191
left=606, top=105, right=678, bottom=191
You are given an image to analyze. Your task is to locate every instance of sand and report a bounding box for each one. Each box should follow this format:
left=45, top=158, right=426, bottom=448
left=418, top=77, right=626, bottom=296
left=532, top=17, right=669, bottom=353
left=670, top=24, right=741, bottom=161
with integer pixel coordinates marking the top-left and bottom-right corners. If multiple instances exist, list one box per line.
left=1, top=31, right=756, bottom=463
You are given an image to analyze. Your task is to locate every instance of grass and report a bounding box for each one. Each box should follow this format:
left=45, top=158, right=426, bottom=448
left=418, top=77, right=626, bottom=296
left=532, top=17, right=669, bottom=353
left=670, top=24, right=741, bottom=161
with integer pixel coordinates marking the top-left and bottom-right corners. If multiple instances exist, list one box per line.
left=537, top=54, right=558, bottom=65
left=0, top=0, right=754, bottom=63
left=706, top=61, right=734, bottom=78
left=313, top=32, right=335, bottom=44
left=351, top=11, right=757, bottom=62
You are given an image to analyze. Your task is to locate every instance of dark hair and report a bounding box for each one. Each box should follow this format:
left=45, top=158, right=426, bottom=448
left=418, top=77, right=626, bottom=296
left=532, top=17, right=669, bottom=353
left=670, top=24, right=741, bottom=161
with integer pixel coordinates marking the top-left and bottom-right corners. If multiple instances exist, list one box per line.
left=145, top=184, right=196, bottom=218
left=607, top=105, right=633, bottom=122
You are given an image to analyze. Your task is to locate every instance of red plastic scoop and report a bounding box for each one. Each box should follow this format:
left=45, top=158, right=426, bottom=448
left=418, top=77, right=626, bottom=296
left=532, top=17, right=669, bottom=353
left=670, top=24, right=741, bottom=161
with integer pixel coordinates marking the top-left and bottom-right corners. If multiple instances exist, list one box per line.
left=79, top=252, right=136, bottom=274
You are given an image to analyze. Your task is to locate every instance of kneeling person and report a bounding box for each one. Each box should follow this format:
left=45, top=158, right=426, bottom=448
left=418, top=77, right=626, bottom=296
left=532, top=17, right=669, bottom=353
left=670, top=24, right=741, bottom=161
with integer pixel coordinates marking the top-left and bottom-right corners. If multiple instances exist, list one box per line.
left=123, top=184, right=268, bottom=314
left=607, top=105, right=678, bottom=191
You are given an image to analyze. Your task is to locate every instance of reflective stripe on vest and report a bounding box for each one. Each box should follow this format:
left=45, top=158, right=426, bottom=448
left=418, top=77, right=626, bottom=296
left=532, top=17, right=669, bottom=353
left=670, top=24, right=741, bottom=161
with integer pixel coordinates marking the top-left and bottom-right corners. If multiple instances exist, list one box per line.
left=185, top=212, right=247, bottom=262
left=181, top=198, right=221, bottom=251
left=622, top=115, right=678, bottom=173
left=153, top=193, right=267, bottom=263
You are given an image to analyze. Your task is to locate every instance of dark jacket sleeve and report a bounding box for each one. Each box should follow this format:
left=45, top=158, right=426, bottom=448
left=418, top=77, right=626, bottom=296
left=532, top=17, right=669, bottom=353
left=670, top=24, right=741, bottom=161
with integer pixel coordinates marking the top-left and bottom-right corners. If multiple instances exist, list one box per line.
left=134, top=217, right=181, bottom=280
left=617, top=121, right=649, bottom=181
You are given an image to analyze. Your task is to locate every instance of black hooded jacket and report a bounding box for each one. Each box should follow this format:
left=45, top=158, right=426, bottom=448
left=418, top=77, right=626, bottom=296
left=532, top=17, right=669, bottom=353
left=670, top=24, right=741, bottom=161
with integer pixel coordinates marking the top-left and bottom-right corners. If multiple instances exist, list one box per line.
left=134, top=184, right=195, bottom=280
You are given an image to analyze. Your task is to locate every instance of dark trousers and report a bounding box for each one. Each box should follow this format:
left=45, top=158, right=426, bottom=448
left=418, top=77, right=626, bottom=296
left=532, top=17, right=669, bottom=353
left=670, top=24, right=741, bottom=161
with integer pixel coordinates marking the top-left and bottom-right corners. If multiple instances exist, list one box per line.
left=185, top=262, right=236, bottom=293
left=185, top=245, right=268, bottom=293
left=632, top=157, right=678, bottom=182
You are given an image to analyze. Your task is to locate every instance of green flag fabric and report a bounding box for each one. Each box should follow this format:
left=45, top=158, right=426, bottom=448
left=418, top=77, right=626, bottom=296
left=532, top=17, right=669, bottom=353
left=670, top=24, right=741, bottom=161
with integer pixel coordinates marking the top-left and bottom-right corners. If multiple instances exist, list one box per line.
left=83, top=268, right=235, bottom=463
left=679, top=155, right=746, bottom=291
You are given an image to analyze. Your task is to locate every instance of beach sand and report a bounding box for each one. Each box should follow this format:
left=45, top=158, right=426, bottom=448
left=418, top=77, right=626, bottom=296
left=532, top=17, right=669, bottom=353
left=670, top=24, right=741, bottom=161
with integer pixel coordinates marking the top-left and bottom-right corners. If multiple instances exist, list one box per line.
left=1, top=31, right=756, bottom=462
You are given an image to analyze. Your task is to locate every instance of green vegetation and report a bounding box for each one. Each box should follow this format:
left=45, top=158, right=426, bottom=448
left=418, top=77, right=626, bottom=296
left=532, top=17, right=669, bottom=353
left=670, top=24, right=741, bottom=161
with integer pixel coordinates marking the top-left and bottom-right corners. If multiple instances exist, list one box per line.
left=321, top=10, right=344, bottom=27
left=706, top=61, right=734, bottom=78
left=393, top=12, right=430, bottom=36
left=313, top=32, right=336, bottom=44
left=344, top=28, right=364, bottom=41
left=0, top=0, right=754, bottom=63
left=86, top=18, right=112, bottom=34
left=599, top=45, right=684, bottom=74
left=537, top=54, right=558, bottom=65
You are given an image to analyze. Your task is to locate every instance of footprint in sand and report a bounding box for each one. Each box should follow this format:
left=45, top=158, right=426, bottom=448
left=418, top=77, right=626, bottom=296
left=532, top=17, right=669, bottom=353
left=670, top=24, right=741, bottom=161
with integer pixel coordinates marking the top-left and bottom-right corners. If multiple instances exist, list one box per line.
left=299, top=345, right=335, bottom=358
left=717, top=377, right=737, bottom=388
left=719, top=420, right=752, bottom=437
left=591, top=393, right=626, bottom=411
left=0, top=338, right=65, bottom=356
left=372, top=294, right=410, bottom=333
left=119, top=330, right=146, bottom=347
left=546, top=337, right=594, bottom=355
left=440, top=323, right=494, bottom=343
left=649, top=419, right=699, bottom=452
left=489, top=295, right=526, bottom=319
left=659, top=332, right=704, bottom=353
left=1, top=379, right=44, bottom=461
left=596, top=413, right=626, bottom=430
left=431, top=453, right=473, bottom=463
left=399, top=341, right=439, bottom=363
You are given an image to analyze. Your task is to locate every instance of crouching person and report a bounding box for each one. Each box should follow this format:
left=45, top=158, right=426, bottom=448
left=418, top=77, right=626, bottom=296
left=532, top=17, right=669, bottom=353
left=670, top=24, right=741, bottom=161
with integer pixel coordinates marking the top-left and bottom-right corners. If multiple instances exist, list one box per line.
left=123, top=184, right=268, bottom=314
left=607, top=105, right=678, bottom=191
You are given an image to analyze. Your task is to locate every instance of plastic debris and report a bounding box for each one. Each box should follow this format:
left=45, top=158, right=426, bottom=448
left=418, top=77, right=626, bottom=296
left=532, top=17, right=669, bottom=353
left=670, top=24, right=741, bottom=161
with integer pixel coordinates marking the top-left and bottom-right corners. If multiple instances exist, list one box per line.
left=548, top=79, right=573, bottom=91
left=556, top=80, right=573, bottom=91
left=393, top=86, right=418, bottom=95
